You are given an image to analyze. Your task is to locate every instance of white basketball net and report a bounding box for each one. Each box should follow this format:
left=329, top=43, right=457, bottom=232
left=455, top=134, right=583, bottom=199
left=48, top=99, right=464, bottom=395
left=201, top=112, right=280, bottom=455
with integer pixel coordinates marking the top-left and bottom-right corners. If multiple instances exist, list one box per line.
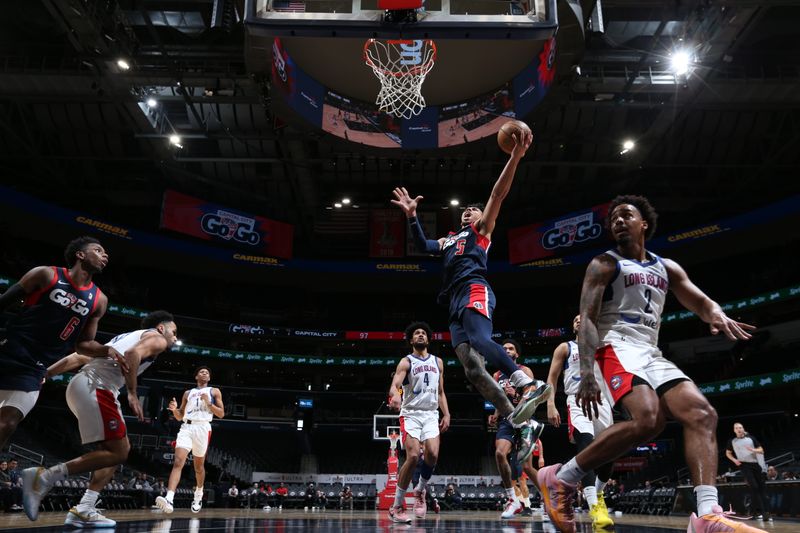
left=364, top=39, right=436, bottom=119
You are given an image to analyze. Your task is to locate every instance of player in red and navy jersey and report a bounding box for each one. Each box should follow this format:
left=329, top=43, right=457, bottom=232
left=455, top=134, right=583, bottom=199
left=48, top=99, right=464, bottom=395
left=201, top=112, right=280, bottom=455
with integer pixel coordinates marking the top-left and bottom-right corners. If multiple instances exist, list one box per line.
left=0, top=236, right=121, bottom=453
left=391, top=128, right=551, bottom=463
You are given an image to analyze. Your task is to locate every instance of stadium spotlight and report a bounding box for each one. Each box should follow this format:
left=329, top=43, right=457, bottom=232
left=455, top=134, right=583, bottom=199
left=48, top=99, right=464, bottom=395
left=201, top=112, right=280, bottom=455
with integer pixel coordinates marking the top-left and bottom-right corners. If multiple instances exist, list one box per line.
left=334, top=202, right=342, bottom=208
left=450, top=199, right=459, bottom=206
left=146, top=98, right=158, bottom=108
left=342, top=198, right=351, bottom=205
left=174, top=340, right=183, bottom=347
left=116, top=59, right=131, bottom=71
left=620, top=139, right=635, bottom=155
left=670, top=49, right=692, bottom=76
left=169, top=134, right=182, bottom=148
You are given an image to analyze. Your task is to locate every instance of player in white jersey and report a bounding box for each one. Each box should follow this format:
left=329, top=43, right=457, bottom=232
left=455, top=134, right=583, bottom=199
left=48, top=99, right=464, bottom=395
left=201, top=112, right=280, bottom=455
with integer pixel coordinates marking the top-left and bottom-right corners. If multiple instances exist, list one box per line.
left=545, top=314, right=613, bottom=528
left=536, top=196, right=763, bottom=533
left=155, top=366, right=224, bottom=514
left=22, top=311, right=177, bottom=528
left=386, top=322, right=450, bottom=524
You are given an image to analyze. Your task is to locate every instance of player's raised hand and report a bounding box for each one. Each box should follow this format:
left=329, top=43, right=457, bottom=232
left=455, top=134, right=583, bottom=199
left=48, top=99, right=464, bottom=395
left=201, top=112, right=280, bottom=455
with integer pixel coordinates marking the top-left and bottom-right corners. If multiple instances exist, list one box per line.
left=709, top=311, right=756, bottom=341
left=390, top=187, right=423, bottom=218
left=487, top=413, right=498, bottom=427
left=576, top=375, right=603, bottom=421
left=168, top=397, right=178, bottom=412
left=128, top=391, right=144, bottom=421
left=509, top=128, right=533, bottom=160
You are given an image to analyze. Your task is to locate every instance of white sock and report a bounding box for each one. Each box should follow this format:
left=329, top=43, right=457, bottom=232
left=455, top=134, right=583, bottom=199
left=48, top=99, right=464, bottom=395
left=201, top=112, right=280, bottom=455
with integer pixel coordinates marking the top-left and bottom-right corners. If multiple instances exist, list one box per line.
left=694, top=485, right=718, bottom=517
left=393, top=485, right=407, bottom=509
left=584, top=486, right=598, bottom=506
left=505, top=487, right=515, bottom=499
left=555, top=458, right=584, bottom=485
left=415, top=477, right=429, bottom=492
left=76, top=489, right=100, bottom=512
left=194, top=487, right=203, bottom=500
left=509, top=370, right=533, bottom=388
left=43, top=463, right=68, bottom=484
left=596, top=479, right=607, bottom=495
left=166, top=490, right=175, bottom=503
left=524, top=496, right=531, bottom=507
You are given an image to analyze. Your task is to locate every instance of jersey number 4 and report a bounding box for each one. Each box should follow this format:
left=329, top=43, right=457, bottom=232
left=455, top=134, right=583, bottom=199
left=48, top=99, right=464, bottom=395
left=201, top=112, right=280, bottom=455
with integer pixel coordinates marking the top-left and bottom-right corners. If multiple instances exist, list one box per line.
left=423, top=373, right=430, bottom=387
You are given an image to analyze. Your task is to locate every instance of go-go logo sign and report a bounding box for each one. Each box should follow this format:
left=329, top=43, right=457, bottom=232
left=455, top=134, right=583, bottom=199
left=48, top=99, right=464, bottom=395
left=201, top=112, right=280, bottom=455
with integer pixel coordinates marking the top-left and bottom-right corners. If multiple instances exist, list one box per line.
left=201, top=209, right=261, bottom=246
left=541, top=212, right=602, bottom=250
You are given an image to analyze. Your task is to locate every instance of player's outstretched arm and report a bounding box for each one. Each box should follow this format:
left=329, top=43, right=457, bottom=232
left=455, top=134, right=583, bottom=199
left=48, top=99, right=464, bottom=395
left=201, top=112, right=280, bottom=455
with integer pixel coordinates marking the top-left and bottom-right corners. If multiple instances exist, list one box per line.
left=478, top=129, right=532, bottom=236
left=388, top=358, right=410, bottom=411
left=663, top=258, right=755, bottom=341
left=46, top=352, right=92, bottom=378
left=392, top=187, right=442, bottom=254
left=545, top=343, right=568, bottom=426
left=0, top=267, right=54, bottom=311
left=75, top=293, right=128, bottom=372
left=576, top=254, right=617, bottom=420
left=438, top=357, right=451, bottom=433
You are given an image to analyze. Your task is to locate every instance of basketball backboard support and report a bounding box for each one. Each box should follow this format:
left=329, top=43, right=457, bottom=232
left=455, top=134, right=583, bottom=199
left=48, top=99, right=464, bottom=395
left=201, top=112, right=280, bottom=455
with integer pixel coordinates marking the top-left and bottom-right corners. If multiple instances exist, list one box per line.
left=245, top=0, right=558, bottom=40
left=373, top=414, right=403, bottom=448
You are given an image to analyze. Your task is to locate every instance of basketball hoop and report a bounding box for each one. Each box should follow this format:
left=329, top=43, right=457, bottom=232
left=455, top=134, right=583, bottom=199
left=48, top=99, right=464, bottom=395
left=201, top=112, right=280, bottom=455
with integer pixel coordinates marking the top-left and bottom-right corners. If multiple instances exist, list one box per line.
left=363, top=39, right=436, bottom=119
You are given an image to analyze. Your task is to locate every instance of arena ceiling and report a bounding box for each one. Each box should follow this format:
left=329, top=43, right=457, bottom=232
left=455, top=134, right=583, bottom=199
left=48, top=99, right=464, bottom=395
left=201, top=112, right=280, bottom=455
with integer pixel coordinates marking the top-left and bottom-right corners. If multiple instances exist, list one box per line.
left=1, top=0, right=799, bottom=259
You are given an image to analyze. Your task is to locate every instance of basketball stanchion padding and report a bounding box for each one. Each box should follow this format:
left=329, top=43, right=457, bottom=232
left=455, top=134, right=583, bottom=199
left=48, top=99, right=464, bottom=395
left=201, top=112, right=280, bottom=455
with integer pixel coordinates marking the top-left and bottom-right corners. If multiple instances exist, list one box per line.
left=378, top=0, right=423, bottom=9
left=364, top=39, right=436, bottom=119
left=377, top=432, right=402, bottom=509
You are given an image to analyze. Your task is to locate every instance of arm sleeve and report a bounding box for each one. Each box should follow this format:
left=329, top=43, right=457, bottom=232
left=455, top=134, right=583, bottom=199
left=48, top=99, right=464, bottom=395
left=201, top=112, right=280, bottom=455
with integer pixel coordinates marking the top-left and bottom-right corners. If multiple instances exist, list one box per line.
left=725, top=438, right=734, bottom=453
left=750, top=435, right=762, bottom=448
left=408, top=217, right=442, bottom=255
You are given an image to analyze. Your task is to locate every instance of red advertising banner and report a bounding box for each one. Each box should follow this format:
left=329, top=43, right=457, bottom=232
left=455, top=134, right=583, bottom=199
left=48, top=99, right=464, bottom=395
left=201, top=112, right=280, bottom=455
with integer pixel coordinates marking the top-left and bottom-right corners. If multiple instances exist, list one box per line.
left=612, top=457, right=648, bottom=472
left=508, top=202, right=611, bottom=264
left=160, top=190, right=294, bottom=259
left=369, top=209, right=406, bottom=258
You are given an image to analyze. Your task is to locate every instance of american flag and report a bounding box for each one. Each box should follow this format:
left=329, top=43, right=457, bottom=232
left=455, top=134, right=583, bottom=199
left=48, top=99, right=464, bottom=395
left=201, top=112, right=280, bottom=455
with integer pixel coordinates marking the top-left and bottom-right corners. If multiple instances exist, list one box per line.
left=273, top=0, right=306, bottom=12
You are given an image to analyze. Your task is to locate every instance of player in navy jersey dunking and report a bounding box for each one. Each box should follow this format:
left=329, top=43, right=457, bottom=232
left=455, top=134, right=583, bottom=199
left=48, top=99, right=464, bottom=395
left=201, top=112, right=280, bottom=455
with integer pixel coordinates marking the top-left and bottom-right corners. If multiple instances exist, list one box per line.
left=0, top=237, right=119, bottom=455
left=536, top=196, right=764, bottom=533
left=391, top=128, right=551, bottom=463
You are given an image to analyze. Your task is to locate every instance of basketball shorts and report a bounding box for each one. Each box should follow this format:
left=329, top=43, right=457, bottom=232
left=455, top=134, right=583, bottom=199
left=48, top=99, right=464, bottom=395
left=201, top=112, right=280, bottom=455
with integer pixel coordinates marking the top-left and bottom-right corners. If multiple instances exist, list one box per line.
left=566, top=393, right=613, bottom=442
left=495, top=418, right=516, bottom=444
left=595, top=339, right=690, bottom=407
left=448, top=282, right=496, bottom=347
left=175, top=421, right=212, bottom=457
left=65, top=372, right=126, bottom=444
left=0, top=389, right=39, bottom=418
left=399, top=410, right=439, bottom=443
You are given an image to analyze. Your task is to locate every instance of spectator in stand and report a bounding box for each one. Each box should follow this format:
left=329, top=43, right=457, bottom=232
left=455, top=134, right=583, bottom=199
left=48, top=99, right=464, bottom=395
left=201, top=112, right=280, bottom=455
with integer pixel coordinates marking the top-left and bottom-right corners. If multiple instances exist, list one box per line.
left=227, top=484, right=239, bottom=508
left=339, top=486, right=353, bottom=510
left=317, top=490, right=328, bottom=510
left=766, top=466, right=778, bottom=481
left=1, top=460, right=22, bottom=511
left=444, top=484, right=462, bottom=510
left=128, top=472, right=154, bottom=508
left=726, top=422, right=771, bottom=521
left=304, top=482, right=317, bottom=510
left=781, top=471, right=796, bottom=481
left=275, top=482, right=288, bottom=509
left=604, top=479, right=620, bottom=510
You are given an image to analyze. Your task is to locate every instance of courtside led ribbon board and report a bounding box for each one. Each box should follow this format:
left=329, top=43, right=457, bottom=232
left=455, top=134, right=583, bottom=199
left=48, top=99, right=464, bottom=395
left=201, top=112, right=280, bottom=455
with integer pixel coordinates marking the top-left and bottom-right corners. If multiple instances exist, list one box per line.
left=160, top=190, right=294, bottom=259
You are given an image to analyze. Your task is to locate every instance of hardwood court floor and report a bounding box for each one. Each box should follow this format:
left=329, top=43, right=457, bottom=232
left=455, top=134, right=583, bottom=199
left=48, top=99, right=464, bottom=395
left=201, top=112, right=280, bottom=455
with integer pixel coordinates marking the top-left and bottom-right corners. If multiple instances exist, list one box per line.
left=1, top=508, right=795, bottom=531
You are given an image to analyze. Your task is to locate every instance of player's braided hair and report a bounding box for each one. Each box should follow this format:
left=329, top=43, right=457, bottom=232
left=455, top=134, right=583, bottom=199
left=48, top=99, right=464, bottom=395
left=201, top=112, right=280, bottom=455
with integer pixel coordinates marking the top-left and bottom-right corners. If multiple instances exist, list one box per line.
left=606, top=195, right=658, bottom=240
left=141, top=310, right=174, bottom=329
left=64, top=236, right=102, bottom=267
left=405, top=321, right=433, bottom=343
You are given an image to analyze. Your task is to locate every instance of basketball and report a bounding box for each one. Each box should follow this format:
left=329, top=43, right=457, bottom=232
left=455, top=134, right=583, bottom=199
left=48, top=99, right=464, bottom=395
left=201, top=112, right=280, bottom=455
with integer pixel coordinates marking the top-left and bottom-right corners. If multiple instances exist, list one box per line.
left=497, top=120, right=531, bottom=154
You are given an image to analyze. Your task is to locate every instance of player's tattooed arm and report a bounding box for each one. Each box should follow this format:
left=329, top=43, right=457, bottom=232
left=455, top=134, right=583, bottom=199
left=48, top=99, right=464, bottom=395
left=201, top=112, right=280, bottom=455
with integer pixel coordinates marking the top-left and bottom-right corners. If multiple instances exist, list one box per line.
left=576, top=254, right=616, bottom=420
left=0, top=266, right=54, bottom=311
left=388, top=358, right=411, bottom=411
left=663, top=257, right=756, bottom=341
